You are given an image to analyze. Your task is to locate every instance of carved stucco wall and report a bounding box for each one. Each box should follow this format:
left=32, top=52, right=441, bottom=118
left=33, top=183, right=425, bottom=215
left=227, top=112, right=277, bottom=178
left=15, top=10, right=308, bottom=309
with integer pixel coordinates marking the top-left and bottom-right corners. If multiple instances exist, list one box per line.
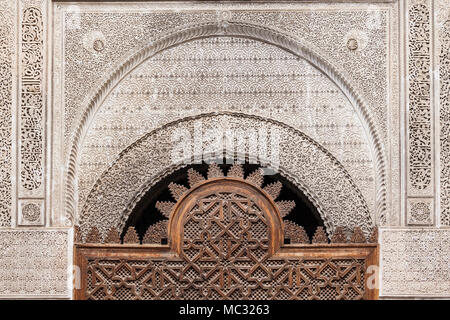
left=60, top=5, right=393, bottom=143
left=0, top=229, right=71, bottom=298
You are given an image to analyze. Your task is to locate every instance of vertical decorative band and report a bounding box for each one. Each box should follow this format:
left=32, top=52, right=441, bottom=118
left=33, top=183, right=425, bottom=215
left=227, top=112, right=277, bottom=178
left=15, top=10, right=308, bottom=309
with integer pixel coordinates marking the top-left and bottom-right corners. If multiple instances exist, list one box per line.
left=407, top=0, right=433, bottom=196
left=439, top=9, right=450, bottom=225
left=19, top=6, right=44, bottom=195
left=0, top=7, right=13, bottom=227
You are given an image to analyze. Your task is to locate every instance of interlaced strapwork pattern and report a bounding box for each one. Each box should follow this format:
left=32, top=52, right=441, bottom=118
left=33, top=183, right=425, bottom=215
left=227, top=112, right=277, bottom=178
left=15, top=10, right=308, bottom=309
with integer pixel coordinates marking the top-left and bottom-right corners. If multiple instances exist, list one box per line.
left=86, top=190, right=366, bottom=300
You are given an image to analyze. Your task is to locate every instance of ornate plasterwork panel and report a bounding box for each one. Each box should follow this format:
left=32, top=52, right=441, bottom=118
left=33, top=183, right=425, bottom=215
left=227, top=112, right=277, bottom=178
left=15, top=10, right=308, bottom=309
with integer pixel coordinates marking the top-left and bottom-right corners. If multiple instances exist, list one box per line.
left=0, top=0, right=15, bottom=227
left=406, top=198, right=434, bottom=226
left=18, top=199, right=44, bottom=226
left=406, top=0, right=435, bottom=225
left=0, top=229, right=70, bottom=298
left=80, top=113, right=373, bottom=239
left=407, top=0, right=433, bottom=196
left=16, top=0, right=47, bottom=228
left=53, top=2, right=400, bottom=227
left=85, top=257, right=367, bottom=300
left=436, top=0, right=450, bottom=226
left=381, top=229, right=450, bottom=297
left=19, top=5, right=45, bottom=196
left=79, top=36, right=376, bottom=221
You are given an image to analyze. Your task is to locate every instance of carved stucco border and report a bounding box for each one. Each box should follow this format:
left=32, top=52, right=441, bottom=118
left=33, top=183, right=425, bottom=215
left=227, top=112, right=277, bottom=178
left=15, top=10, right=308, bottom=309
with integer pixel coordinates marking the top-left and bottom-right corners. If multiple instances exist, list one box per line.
left=65, top=21, right=388, bottom=227
left=80, top=111, right=373, bottom=237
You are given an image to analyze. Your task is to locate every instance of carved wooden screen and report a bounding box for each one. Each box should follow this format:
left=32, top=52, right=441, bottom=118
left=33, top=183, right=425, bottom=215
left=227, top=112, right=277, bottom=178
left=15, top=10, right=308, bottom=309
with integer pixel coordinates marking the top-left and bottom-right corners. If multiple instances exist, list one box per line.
left=75, top=244, right=377, bottom=300
left=74, top=164, right=378, bottom=300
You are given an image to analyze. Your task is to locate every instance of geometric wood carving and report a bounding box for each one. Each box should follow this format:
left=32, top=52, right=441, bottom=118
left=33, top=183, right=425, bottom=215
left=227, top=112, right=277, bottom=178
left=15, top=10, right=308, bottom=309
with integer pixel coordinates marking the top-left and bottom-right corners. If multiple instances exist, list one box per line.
left=155, top=201, right=173, bottom=219
left=227, top=163, right=244, bottom=179
left=350, top=227, right=366, bottom=244
left=168, top=182, right=188, bottom=201
left=142, top=220, right=168, bottom=244
left=76, top=207, right=377, bottom=300
left=283, top=220, right=309, bottom=244
left=85, top=227, right=101, bottom=243
left=187, top=168, right=205, bottom=188
left=104, top=227, right=120, bottom=244
left=312, top=226, right=329, bottom=244
left=123, top=226, right=139, bottom=244
left=331, top=226, right=348, bottom=243
left=245, top=168, right=264, bottom=188
left=275, top=200, right=296, bottom=218
left=81, top=254, right=369, bottom=300
left=263, top=181, right=282, bottom=200
left=206, top=162, right=224, bottom=179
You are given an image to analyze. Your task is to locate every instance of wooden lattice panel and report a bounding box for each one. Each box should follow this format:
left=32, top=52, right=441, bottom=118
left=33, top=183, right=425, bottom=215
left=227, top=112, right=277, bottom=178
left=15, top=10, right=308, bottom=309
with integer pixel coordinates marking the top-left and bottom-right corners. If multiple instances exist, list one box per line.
left=75, top=175, right=378, bottom=300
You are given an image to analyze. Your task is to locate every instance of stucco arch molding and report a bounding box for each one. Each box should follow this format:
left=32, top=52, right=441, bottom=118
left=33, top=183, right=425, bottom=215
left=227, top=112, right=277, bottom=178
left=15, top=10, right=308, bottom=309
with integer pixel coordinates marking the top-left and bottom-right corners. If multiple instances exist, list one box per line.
left=80, top=112, right=374, bottom=238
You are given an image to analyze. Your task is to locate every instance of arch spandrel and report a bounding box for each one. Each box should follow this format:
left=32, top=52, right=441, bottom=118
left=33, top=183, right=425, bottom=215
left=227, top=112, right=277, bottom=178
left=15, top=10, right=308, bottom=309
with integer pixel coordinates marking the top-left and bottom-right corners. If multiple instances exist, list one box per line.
left=79, top=113, right=374, bottom=240
left=66, top=22, right=387, bottom=229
